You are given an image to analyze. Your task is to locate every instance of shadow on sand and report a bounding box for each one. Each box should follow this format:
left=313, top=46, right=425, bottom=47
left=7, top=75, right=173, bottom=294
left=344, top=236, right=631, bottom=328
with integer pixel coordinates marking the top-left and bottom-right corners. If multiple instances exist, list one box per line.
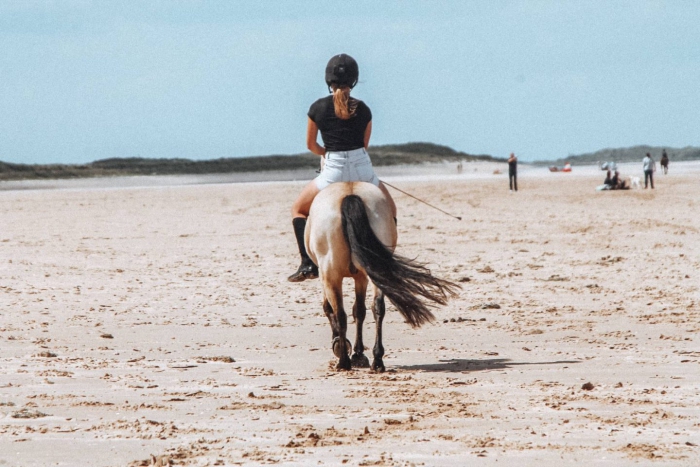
left=396, top=358, right=580, bottom=373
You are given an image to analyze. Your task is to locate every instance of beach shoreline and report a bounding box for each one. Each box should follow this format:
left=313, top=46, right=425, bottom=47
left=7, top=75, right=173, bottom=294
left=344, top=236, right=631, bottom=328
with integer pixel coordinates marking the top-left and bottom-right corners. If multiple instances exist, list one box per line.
left=2, top=159, right=698, bottom=192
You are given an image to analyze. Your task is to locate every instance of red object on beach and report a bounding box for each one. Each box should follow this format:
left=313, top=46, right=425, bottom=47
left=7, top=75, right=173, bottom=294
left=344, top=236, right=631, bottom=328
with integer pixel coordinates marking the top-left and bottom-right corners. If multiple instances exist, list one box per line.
left=550, top=163, right=571, bottom=173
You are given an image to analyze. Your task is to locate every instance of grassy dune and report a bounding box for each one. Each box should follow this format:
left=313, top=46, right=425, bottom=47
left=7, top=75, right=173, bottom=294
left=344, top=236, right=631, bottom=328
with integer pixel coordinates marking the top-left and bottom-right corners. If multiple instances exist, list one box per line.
left=0, top=143, right=497, bottom=181
left=535, top=145, right=700, bottom=166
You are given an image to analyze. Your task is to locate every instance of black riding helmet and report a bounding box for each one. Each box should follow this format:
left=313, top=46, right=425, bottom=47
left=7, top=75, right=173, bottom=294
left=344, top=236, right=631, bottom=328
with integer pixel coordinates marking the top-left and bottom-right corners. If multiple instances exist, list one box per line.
left=325, top=54, right=359, bottom=92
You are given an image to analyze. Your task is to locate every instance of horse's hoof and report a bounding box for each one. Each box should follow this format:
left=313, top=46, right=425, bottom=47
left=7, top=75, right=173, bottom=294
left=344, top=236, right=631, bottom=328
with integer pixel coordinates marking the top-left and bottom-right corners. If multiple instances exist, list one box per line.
left=351, top=353, right=370, bottom=368
left=371, top=360, right=386, bottom=373
left=336, top=359, right=352, bottom=371
left=332, top=337, right=352, bottom=358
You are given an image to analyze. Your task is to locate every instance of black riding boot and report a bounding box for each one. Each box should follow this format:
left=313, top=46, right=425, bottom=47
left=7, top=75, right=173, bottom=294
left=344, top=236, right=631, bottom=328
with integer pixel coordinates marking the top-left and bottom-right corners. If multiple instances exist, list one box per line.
left=288, top=217, right=318, bottom=282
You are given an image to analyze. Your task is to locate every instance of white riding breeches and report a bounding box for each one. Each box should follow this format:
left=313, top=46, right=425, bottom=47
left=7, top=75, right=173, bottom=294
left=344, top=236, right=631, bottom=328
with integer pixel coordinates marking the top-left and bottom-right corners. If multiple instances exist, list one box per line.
left=314, top=147, right=380, bottom=190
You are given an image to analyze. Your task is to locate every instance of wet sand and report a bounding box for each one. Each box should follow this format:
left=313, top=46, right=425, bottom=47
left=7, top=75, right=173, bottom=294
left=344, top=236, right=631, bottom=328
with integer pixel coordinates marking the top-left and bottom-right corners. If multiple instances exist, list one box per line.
left=1, top=162, right=699, bottom=466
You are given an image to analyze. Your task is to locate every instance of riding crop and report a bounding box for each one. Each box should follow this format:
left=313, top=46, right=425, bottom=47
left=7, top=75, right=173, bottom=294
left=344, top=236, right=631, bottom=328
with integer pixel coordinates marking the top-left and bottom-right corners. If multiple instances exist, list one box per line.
left=382, top=181, right=462, bottom=221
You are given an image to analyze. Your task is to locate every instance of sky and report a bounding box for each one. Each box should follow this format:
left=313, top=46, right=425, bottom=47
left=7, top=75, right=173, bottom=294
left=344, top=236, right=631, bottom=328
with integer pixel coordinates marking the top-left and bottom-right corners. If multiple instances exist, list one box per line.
left=1, top=1, right=699, bottom=164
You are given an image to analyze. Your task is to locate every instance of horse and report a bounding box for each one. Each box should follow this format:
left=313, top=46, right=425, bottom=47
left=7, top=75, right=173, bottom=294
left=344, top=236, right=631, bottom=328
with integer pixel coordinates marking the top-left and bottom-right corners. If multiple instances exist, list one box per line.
left=305, top=182, right=460, bottom=372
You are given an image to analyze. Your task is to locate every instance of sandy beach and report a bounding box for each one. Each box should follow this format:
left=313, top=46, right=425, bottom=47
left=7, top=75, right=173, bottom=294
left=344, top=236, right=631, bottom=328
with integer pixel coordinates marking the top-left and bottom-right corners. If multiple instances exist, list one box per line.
left=1, top=161, right=699, bottom=466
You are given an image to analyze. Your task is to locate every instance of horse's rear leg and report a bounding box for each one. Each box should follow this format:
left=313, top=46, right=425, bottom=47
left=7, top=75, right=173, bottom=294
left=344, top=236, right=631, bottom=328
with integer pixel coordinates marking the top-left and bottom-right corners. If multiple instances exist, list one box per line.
left=322, top=297, right=338, bottom=340
left=324, top=281, right=352, bottom=371
left=351, top=275, right=370, bottom=368
left=371, top=287, right=386, bottom=373
left=323, top=296, right=351, bottom=359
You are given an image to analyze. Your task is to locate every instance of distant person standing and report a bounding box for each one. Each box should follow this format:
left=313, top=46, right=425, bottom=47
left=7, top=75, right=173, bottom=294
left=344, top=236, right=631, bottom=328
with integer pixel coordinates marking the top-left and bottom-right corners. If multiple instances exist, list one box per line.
left=508, top=152, right=517, bottom=192
left=643, top=152, right=656, bottom=189
left=660, top=149, right=669, bottom=174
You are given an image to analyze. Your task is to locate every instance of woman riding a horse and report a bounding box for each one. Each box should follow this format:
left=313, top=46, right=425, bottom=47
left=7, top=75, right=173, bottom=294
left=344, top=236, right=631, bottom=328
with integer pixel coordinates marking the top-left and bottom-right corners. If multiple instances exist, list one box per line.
left=288, top=54, right=397, bottom=282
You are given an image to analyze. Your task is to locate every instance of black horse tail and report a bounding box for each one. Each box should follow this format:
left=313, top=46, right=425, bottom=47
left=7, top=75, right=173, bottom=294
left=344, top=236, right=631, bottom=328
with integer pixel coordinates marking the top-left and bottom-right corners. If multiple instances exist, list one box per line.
left=341, top=194, right=460, bottom=328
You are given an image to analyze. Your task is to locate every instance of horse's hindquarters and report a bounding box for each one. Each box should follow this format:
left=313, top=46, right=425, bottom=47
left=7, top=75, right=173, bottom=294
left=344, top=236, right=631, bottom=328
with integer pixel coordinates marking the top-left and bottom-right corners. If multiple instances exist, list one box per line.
left=306, top=182, right=397, bottom=371
left=307, top=182, right=395, bottom=276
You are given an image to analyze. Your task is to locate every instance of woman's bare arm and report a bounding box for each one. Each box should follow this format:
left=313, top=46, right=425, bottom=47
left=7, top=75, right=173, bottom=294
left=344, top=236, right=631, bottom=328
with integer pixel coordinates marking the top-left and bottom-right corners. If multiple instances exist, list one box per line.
left=306, top=118, right=326, bottom=156
left=364, top=120, right=372, bottom=148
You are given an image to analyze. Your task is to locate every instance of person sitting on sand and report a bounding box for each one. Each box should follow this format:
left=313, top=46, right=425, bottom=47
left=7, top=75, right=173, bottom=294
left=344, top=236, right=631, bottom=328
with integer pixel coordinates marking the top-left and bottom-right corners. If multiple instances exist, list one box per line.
left=288, top=54, right=397, bottom=282
left=611, top=170, right=628, bottom=190
left=604, top=170, right=613, bottom=187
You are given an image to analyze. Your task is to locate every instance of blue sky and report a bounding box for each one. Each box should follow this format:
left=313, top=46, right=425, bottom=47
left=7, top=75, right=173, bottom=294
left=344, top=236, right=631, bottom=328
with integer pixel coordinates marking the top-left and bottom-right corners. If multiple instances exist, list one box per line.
left=1, top=1, right=698, bottom=164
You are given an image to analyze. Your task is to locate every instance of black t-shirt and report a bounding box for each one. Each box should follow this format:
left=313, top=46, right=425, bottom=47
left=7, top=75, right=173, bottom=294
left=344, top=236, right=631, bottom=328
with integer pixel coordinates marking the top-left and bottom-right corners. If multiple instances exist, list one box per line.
left=308, top=96, right=372, bottom=152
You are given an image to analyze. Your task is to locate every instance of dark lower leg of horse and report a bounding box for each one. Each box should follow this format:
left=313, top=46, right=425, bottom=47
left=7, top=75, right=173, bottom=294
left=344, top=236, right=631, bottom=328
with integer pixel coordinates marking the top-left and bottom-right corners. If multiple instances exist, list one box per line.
left=351, top=297, right=370, bottom=368
left=371, top=292, right=386, bottom=373
left=324, top=285, right=352, bottom=370
left=323, top=299, right=339, bottom=341
left=333, top=307, right=351, bottom=371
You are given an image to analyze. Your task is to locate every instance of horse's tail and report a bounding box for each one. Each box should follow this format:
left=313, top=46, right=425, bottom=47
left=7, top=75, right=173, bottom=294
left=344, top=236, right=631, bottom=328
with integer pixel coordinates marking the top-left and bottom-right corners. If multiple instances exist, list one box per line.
left=341, top=194, right=460, bottom=328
